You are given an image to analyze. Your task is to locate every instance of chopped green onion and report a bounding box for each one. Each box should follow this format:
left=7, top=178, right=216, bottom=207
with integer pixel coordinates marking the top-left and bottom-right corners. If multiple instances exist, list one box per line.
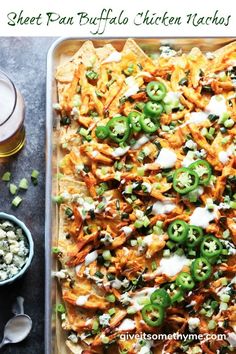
left=223, top=229, right=230, bottom=239
left=127, top=306, right=137, bottom=314
left=208, top=320, right=217, bottom=330
left=175, top=248, right=184, bottom=256
left=179, top=77, right=188, bottom=86
left=162, top=125, right=170, bottom=132
left=94, top=271, right=104, bottom=279
left=137, top=167, right=145, bottom=176
left=218, top=112, right=230, bottom=124
left=78, top=128, right=92, bottom=141
left=114, top=161, right=123, bottom=171
left=108, top=308, right=116, bottom=316
left=199, top=308, right=206, bottom=315
left=224, top=118, right=234, bottom=128
left=102, top=250, right=112, bottom=261
left=209, top=127, right=215, bottom=135
left=89, top=110, right=98, bottom=117
left=106, top=294, right=116, bottom=303
left=60, top=116, right=71, bottom=126
left=220, top=302, right=228, bottom=311
left=221, top=278, right=228, bottom=286
left=220, top=294, right=230, bottom=303
left=101, top=336, right=110, bottom=344
left=96, top=183, right=108, bottom=196
left=53, top=195, right=64, bottom=204
left=230, top=201, right=236, bottom=209
left=97, top=202, right=105, bottom=210
left=12, top=196, right=22, bottom=207
left=156, top=221, right=163, bottom=228
left=106, top=78, right=115, bottom=88
left=134, top=220, right=143, bottom=228
left=2, top=171, right=11, bottom=181
left=163, top=249, right=171, bottom=257
left=86, top=70, right=98, bottom=80
left=95, top=90, right=103, bottom=98
left=151, top=261, right=157, bottom=271
left=19, top=178, right=29, bottom=190
left=188, top=249, right=196, bottom=257
left=92, top=320, right=99, bottom=331
left=205, top=309, right=214, bottom=317
left=107, top=273, right=115, bottom=281
left=166, top=241, right=176, bottom=250
left=211, top=300, right=218, bottom=309
left=208, top=114, right=218, bottom=121
left=65, top=207, right=73, bottom=218
left=52, top=247, right=61, bottom=254
left=31, top=169, right=39, bottom=185
left=221, top=136, right=230, bottom=145
left=55, top=303, right=66, bottom=313
left=9, top=183, right=17, bottom=195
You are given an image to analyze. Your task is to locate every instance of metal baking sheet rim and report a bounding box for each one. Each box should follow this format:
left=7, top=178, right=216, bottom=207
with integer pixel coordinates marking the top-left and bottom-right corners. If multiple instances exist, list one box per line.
left=45, top=36, right=236, bottom=354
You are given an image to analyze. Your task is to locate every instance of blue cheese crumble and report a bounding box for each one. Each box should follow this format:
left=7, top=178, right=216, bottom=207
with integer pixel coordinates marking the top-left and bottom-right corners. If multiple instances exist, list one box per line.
left=0, top=220, right=29, bottom=282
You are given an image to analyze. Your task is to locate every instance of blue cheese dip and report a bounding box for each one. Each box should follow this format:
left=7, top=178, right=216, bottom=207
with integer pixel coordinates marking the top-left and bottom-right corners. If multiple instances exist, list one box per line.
left=0, top=219, right=29, bottom=281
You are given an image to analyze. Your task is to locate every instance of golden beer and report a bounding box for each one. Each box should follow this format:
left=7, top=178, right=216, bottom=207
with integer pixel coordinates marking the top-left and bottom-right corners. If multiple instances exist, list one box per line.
left=0, top=71, right=25, bottom=158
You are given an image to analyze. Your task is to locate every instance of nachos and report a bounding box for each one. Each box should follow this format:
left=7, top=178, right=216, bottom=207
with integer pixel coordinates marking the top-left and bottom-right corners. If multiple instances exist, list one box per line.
left=52, top=39, right=236, bottom=354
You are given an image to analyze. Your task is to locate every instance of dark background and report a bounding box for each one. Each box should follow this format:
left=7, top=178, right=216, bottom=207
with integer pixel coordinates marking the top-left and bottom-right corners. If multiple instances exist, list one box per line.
left=0, top=37, right=56, bottom=354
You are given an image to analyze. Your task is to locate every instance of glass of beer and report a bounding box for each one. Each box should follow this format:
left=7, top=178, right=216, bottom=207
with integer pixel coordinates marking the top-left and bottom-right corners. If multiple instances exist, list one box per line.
left=0, top=70, right=25, bottom=158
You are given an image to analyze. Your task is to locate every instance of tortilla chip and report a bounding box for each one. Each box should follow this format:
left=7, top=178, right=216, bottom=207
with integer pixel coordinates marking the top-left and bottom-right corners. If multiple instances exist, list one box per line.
left=66, top=341, right=83, bottom=354
left=122, top=38, right=151, bottom=63
left=95, top=43, right=116, bottom=62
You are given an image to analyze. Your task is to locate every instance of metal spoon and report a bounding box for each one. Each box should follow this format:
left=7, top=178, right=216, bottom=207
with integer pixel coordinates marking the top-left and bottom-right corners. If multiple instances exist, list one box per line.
left=0, top=297, right=32, bottom=349
left=0, top=314, right=32, bottom=349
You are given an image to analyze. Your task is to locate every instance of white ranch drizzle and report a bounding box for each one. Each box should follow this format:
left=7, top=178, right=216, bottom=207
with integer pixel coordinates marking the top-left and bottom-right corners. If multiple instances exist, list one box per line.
left=155, top=148, right=177, bottom=169
left=112, top=146, right=130, bottom=157
left=76, top=295, right=89, bottom=306
left=158, top=254, right=190, bottom=277
left=189, top=206, right=218, bottom=228
left=84, top=251, right=98, bottom=266
left=151, top=200, right=176, bottom=215
left=132, top=135, right=150, bottom=149
left=117, top=318, right=136, bottom=331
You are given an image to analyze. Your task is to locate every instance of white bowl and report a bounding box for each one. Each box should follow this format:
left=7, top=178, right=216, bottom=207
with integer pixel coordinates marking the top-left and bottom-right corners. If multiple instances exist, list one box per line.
left=0, top=212, right=34, bottom=286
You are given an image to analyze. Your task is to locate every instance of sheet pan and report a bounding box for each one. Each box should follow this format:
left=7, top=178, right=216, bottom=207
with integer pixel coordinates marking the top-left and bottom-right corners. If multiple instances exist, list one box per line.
left=45, top=36, right=235, bottom=354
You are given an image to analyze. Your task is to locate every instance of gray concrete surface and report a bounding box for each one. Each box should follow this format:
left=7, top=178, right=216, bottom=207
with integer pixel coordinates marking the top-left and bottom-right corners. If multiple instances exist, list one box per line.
left=0, top=37, right=56, bottom=354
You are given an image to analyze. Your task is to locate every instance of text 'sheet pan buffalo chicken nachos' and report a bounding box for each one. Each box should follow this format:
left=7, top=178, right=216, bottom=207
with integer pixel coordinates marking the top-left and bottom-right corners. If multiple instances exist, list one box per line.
left=52, top=39, right=236, bottom=354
